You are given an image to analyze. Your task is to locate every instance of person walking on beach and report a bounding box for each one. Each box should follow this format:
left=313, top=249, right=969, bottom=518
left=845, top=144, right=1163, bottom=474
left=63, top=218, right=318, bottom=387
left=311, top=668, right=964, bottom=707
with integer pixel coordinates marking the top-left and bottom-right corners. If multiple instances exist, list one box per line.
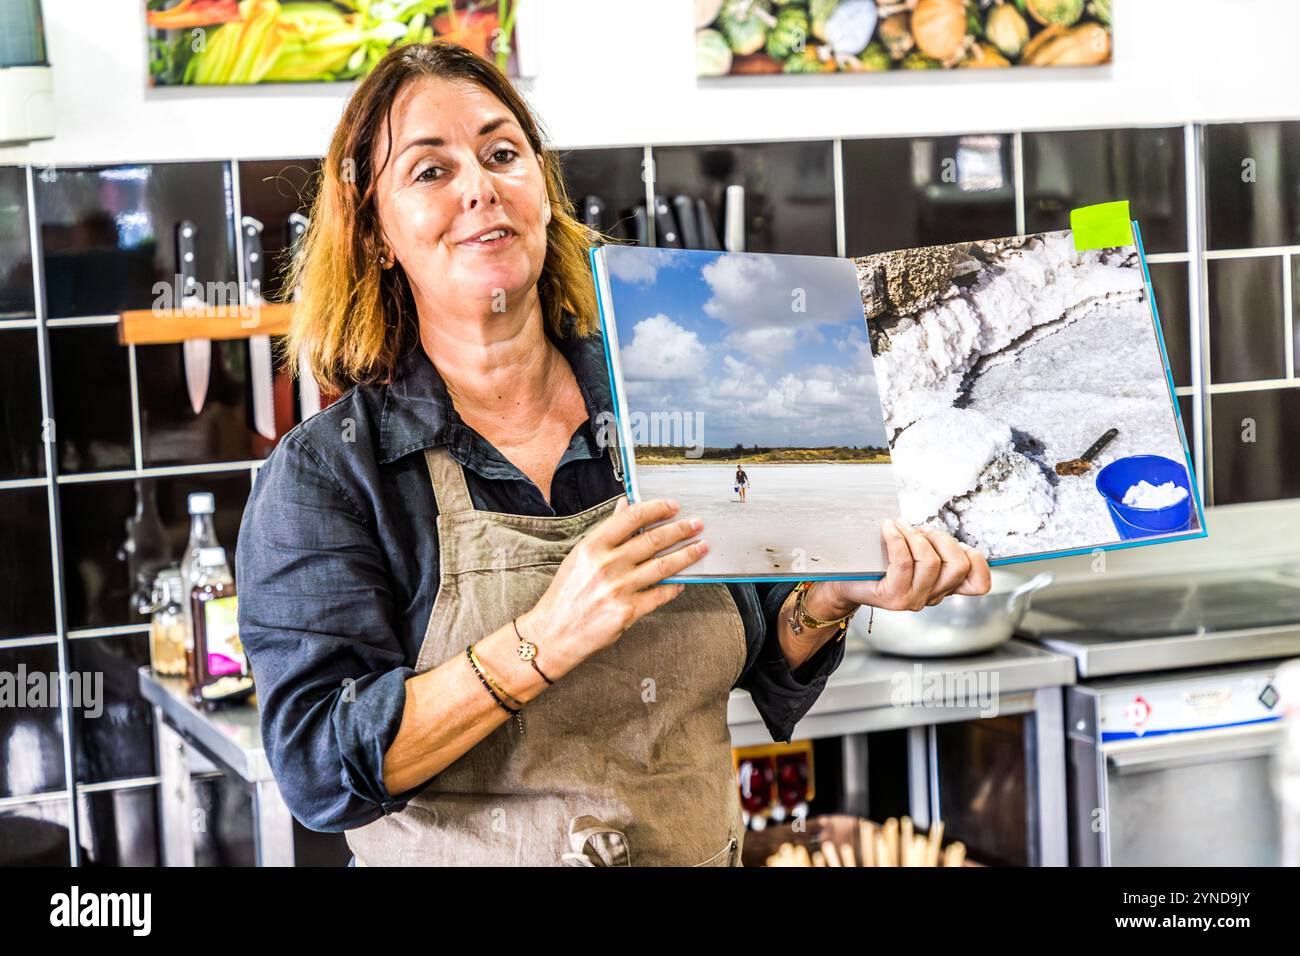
left=735, top=465, right=749, bottom=503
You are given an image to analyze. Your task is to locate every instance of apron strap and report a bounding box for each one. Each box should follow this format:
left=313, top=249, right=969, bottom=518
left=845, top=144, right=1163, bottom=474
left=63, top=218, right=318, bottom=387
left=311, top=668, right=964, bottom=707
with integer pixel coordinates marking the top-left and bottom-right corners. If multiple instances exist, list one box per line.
left=423, top=446, right=476, bottom=516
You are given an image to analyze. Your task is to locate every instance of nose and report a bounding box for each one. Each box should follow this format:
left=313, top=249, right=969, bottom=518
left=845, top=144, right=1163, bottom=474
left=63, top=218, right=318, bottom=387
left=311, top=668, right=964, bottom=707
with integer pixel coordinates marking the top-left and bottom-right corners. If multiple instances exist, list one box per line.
left=459, top=161, right=499, bottom=212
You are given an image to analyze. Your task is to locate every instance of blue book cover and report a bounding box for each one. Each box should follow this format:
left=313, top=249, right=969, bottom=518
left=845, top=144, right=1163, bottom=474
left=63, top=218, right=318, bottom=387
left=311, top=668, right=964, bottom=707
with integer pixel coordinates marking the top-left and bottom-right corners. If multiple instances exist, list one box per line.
left=589, top=221, right=1206, bottom=584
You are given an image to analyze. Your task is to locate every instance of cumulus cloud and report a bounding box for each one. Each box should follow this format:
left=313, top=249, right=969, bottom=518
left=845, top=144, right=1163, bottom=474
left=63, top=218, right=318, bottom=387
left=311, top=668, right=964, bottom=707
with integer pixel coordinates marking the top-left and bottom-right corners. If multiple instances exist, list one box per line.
left=605, top=247, right=682, bottom=286
left=619, top=314, right=709, bottom=381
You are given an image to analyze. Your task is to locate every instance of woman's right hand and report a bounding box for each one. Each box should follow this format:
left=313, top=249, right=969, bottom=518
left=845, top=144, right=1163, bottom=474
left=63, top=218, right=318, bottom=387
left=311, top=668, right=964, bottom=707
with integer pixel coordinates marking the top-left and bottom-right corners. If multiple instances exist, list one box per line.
left=516, top=498, right=705, bottom=678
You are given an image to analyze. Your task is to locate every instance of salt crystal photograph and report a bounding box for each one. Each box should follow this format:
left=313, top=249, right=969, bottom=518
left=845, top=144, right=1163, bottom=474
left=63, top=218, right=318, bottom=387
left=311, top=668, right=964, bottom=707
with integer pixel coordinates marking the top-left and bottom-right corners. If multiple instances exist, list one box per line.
left=600, top=245, right=902, bottom=580
left=856, top=229, right=1201, bottom=561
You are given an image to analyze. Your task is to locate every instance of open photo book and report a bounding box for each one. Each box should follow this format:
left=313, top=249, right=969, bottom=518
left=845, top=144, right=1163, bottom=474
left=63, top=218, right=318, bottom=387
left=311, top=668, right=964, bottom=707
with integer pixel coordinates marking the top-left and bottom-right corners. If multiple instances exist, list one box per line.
left=588, top=207, right=1207, bottom=583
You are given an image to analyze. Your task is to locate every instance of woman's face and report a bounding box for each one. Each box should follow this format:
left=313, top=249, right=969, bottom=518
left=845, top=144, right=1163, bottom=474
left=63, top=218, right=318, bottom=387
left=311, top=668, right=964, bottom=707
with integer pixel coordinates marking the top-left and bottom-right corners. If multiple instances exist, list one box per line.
left=372, top=75, right=550, bottom=316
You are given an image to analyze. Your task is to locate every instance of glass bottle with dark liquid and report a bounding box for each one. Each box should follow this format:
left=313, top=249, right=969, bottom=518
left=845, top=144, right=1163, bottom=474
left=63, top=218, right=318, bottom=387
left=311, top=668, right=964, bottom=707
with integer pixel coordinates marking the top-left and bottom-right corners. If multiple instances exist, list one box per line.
left=187, top=546, right=254, bottom=709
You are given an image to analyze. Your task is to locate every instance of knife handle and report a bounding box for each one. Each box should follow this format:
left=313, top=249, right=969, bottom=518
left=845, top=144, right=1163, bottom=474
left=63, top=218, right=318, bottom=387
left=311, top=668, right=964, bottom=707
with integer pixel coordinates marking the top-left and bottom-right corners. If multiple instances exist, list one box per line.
left=1082, top=427, right=1119, bottom=462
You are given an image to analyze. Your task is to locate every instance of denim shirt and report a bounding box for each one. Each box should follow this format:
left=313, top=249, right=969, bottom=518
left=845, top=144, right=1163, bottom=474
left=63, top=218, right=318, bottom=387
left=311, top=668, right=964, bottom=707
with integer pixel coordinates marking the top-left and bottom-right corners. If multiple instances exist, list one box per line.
left=235, top=316, right=845, bottom=833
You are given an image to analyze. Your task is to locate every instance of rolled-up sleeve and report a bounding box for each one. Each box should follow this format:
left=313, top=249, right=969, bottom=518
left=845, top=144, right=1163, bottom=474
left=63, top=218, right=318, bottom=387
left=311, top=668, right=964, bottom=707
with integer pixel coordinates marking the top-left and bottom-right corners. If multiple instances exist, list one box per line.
left=236, top=433, right=423, bottom=832
left=736, top=582, right=847, bottom=743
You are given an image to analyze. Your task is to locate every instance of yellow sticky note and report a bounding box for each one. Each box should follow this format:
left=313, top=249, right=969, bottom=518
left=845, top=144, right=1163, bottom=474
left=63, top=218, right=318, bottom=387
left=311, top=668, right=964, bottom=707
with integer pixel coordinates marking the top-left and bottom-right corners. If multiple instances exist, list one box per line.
left=1070, top=200, right=1133, bottom=250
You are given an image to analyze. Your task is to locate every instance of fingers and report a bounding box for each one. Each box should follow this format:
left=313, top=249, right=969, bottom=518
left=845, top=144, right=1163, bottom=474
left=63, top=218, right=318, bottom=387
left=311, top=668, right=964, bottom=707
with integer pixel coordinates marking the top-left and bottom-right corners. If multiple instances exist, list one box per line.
left=896, top=521, right=942, bottom=609
left=629, top=581, right=686, bottom=620
left=627, top=536, right=709, bottom=591
left=617, top=513, right=703, bottom=566
left=874, top=520, right=917, bottom=609
left=594, top=497, right=679, bottom=548
left=953, top=542, right=993, bottom=596
left=920, top=529, right=972, bottom=607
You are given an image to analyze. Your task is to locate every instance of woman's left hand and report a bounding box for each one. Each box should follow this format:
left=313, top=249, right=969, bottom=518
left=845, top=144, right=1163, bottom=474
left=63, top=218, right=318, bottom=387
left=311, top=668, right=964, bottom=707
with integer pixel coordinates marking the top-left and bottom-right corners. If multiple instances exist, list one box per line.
left=823, top=519, right=992, bottom=615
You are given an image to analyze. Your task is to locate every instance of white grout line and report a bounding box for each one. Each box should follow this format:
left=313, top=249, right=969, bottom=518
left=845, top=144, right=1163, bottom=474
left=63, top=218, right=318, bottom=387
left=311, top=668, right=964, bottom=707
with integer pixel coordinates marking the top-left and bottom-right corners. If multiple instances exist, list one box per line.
left=1012, top=130, right=1025, bottom=236
left=0, top=633, right=59, bottom=649
left=1186, top=123, right=1211, bottom=506
left=0, top=317, right=39, bottom=329
left=127, top=344, right=144, bottom=471
left=1144, top=252, right=1191, bottom=264
left=25, top=165, right=81, bottom=866
left=1284, top=252, right=1295, bottom=382
left=1205, top=244, right=1300, bottom=260
left=1206, top=379, right=1300, bottom=395
left=1174, top=386, right=1196, bottom=396
left=67, top=623, right=150, bottom=640
left=44, top=315, right=119, bottom=327
left=56, top=459, right=267, bottom=484
left=0, top=476, right=49, bottom=490
left=0, top=789, right=70, bottom=811
left=833, top=138, right=846, bottom=259
left=75, top=776, right=161, bottom=794
left=642, top=145, right=656, bottom=247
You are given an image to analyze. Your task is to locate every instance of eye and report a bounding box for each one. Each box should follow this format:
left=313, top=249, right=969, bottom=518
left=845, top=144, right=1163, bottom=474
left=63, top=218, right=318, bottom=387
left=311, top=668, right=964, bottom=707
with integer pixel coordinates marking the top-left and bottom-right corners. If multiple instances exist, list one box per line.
left=488, top=147, right=519, bottom=165
left=414, top=165, right=442, bottom=183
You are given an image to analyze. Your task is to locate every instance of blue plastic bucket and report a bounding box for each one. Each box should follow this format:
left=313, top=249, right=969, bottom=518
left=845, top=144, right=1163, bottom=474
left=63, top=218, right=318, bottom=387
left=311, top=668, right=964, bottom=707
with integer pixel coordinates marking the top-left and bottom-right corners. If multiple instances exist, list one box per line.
left=1095, top=455, right=1193, bottom=539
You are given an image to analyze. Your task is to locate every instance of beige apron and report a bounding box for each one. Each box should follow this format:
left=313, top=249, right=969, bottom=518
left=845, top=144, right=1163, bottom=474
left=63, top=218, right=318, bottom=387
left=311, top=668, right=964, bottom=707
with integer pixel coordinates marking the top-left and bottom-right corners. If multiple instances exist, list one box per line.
left=346, top=445, right=749, bottom=866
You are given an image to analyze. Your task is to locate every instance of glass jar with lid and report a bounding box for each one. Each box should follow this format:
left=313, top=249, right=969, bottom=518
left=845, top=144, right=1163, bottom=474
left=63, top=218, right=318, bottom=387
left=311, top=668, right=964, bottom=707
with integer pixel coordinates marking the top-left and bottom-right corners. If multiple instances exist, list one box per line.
left=141, top=566, right=189, bottom=677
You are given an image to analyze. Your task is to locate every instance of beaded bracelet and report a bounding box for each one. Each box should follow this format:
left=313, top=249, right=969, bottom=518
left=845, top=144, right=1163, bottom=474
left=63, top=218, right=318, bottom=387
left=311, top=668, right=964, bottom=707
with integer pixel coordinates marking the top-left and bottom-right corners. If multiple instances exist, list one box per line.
left=465, top=644, right=524, bottom=734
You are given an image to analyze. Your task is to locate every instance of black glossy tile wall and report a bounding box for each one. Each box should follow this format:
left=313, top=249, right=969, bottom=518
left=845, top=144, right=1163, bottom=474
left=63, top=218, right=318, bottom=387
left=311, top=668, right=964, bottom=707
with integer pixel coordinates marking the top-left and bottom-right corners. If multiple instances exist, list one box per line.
left=560, top=147, right=647, bottom=244
left=0, top=642, right=65, bottom=798
left=35, top=162, right=237, bottom=319
left=1211, top=388, right=1300, bottom=505
left=0, top=799, right=69, bottom=865
left=1204, top=121, right=1300, bottom=251
left=69, top=634, right=156, bottom=784
left=47, top=324, right=134, bottom=474
left=137, top=338, right=272, bottom=466
left=193, top=772, right=255, bottom=867
left=1147, top=262, right=1192, bottom=388
left=652, top=141, right=835, bottom=256
left=60, top=471, right=250, bottom=630
left=78, top=784, right=159, bottom=866
left=1207, top=257, right=1286, bottom=384
left=843, top=134, right=1016, bottom=256
left=0, top=328, right=44, bottom=479
left=0, top=166, right=35, bottom=319
left=1023, top=127, right=1187, bottom=254
left=0, top=488, right=55, bottom=638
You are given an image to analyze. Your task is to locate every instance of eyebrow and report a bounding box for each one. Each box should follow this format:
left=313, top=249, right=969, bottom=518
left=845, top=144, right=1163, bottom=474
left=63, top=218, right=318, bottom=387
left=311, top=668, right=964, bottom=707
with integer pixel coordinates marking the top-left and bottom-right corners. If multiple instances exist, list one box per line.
left=396, top=117, right=516, bottom=158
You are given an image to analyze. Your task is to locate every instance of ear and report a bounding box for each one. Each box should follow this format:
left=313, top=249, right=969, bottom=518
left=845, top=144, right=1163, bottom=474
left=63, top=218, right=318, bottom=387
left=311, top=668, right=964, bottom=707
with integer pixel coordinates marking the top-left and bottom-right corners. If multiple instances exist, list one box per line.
left=542, top=195, right=552, bottom=226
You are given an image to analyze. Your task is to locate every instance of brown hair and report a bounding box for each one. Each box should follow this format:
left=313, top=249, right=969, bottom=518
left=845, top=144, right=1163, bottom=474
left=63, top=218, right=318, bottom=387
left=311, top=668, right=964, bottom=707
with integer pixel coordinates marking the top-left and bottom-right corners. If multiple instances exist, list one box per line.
left=284, top=41, right=600, bottom=393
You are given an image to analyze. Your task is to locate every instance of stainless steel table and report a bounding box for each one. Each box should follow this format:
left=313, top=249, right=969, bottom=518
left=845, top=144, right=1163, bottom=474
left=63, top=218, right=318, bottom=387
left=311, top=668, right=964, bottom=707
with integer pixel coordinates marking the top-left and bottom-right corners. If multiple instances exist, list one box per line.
left=139, top=667, right=294, bottom=867
left=143, top=636, right=1077, bottom=867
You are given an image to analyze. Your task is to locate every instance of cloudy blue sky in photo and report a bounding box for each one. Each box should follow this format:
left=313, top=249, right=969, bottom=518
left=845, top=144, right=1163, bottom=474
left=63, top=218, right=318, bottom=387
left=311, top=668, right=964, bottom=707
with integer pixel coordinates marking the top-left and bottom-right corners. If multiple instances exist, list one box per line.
left=602, top=246, right=889, bottom=449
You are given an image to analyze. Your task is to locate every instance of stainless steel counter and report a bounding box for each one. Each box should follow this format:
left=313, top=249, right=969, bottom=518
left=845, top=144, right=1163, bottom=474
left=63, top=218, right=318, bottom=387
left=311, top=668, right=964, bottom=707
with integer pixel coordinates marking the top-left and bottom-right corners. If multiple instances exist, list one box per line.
left=144, top=634, right=1077, bottom=866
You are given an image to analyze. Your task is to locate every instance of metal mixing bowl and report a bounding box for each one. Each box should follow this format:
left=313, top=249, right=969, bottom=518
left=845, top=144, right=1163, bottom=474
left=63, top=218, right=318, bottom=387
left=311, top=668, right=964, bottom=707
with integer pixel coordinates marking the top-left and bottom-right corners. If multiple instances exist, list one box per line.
left=847, top=569, right=1054, bottom=658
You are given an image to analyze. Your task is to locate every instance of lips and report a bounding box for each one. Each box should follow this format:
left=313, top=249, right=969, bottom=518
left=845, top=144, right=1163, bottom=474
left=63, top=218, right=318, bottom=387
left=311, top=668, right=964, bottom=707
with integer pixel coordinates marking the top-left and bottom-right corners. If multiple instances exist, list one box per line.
left=462, top=225, right=514, bottom=244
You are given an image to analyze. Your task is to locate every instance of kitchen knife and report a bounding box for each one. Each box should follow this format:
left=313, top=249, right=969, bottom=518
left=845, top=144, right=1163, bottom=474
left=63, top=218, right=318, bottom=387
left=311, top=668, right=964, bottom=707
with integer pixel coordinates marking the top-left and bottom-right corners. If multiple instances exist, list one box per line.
left=287, top=212, right=322, bottom=420
left=242, top=215, right=276, bottom=440
left=671, top=195, right=701, bottom=249
left=723, top=185, right=746, bottom=253
left=176, top=219, right=210, bottom=417
left=653, top=194, right=682, bottom=248
left=695, top=196, right=722, bottom=250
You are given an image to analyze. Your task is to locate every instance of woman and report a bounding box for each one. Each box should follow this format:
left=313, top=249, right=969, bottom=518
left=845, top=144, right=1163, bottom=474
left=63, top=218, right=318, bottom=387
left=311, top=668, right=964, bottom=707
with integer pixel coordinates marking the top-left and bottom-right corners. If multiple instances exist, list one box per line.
left=236, top=41, right=990, bottom=867
left=735, top=464, right=750, bottom=503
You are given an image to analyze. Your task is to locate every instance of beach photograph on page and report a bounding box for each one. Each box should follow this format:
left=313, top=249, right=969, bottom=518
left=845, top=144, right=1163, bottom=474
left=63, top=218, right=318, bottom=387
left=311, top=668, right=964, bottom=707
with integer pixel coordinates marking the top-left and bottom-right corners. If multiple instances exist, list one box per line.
left=601, top=245, right=902, bottom=580
left=856, top=228, right=1201, bottom=560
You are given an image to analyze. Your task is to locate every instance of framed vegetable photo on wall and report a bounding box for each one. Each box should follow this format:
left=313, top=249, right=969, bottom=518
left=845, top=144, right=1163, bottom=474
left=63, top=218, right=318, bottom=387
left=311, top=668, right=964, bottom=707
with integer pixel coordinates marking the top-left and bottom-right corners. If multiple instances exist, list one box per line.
left=145, top=0, right=534, bottom=86
left=696, top=0, right=1113, bottom=76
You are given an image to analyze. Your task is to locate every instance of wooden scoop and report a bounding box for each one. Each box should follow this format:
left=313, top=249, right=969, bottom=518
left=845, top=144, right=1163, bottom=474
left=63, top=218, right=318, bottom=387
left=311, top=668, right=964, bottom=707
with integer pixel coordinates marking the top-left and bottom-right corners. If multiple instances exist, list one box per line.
left=1054, top=428, right=1118, bottom=477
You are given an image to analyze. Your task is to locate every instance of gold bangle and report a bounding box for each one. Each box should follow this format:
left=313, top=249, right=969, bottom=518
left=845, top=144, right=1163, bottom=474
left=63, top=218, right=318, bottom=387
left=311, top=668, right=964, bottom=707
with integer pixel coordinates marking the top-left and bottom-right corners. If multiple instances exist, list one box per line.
left=467, top=643, right=525, bottom=711
left=788, top=581, right=856, bottom=641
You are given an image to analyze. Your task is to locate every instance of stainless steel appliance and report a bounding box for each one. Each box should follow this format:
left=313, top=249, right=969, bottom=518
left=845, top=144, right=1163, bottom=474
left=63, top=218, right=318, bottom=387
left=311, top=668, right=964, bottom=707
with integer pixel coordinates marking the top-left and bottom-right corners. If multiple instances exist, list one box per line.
left=1063, top=663, right=1285, bottom=866
left=1016, top=541, right=1300, bottom=865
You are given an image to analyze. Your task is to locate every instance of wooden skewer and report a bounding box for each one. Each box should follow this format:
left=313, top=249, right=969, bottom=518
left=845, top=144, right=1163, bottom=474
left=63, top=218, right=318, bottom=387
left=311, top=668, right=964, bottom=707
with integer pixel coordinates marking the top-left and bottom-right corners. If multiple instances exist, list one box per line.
left=811, top=850, right=826, bottom=867
left=794, top=844, right=813, bottom=867
left=822, top=840, right=842, bottom=867
left=927, top=820, right=945, bottom=868
left=841, top=842, right=857, bottom=868
left=901, top=816, right=914, bottom=867
left=860, top=819, right=875, bottom=868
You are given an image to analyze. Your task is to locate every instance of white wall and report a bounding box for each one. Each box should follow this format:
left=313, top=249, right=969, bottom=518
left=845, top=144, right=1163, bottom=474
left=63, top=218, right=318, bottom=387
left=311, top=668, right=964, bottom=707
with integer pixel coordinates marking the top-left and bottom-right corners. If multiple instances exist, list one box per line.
left=6, top=0, right=1300, bottom=166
